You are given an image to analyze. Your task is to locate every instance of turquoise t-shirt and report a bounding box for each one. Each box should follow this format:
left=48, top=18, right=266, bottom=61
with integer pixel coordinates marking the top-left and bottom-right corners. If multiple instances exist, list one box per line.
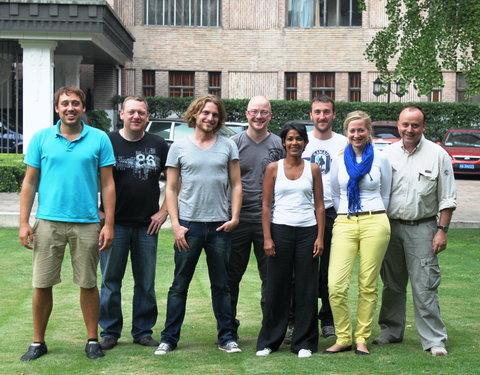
left=24, top=121, right=115, bottom=223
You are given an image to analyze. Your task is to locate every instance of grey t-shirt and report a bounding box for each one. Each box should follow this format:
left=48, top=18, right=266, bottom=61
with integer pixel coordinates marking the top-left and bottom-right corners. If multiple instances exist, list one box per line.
left=232, top=131, right=284, bottom=223
left=166, top=135, right=239, bottom=222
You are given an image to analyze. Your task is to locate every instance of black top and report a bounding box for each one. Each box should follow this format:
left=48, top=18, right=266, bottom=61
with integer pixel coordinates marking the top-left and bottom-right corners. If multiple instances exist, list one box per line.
left=107, top=130, right=168, bottom=227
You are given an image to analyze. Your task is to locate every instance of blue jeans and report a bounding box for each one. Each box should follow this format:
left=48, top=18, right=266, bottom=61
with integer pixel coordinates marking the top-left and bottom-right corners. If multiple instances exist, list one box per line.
left=99, top=224, right=158, bottom=340
left=161, top=220, right=236, bottom=347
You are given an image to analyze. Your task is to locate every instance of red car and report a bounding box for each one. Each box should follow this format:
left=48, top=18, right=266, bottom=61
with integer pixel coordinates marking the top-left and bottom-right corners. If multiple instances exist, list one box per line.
left=372, top=121, right=400, bottom=150
left=440, top=128, right=480, bottom=175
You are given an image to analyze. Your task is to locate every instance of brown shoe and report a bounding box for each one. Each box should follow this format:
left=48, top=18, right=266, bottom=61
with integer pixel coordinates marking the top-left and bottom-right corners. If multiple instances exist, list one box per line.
left=100, top=337, right=118, bottom=350
left=133, top=336, right=159, bottom=347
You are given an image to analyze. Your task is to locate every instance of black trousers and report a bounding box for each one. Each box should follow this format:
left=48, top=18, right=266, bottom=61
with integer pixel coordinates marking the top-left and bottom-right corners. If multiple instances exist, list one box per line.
left=256, top=224, right=319, bottom=353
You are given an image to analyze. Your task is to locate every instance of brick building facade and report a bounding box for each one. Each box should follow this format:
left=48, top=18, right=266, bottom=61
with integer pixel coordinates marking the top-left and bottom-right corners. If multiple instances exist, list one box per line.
left=108, top=0, right=471, bottom=103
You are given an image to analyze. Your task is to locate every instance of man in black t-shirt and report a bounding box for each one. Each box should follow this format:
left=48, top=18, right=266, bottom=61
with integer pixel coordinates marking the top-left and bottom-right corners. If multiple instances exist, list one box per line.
left=99, top=96, right=169, bottom=350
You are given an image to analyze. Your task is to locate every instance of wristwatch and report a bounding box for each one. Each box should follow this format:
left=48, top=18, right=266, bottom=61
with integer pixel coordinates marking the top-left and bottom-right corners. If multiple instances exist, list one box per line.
left=437, top=225, right=449, bottom=233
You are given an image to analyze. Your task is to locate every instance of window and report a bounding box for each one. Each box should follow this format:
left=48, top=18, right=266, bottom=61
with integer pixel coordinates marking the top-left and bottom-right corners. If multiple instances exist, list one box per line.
left=145, top=0, right=221, bottom=27
left=142, top=70, right=155, bottom=97
left=311, top=72, right=335, bottom=100
left=287, top=0, right=361, bottom=27
left=285, top=73, right=298, bottom=100
left=169, top=71, right=194, bottom=97
left=456, top=73, right=480, bottom=103
left=349, top=72, right=361, bottom=102
left=208, top=72, right=221, bottom=97
left=430, top=89, right=442, bottom=102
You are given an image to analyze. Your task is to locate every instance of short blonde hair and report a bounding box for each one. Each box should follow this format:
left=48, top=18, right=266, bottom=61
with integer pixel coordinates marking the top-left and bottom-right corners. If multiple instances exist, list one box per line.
left=183, top=95, right=227, bottom=132
left=343, top=110, right=373, bottom=143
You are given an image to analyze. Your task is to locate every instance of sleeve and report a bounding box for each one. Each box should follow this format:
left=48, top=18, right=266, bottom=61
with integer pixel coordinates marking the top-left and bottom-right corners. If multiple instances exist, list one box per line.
left=378, top=152, right=392, bottom=211
left=330, top=156, right=341, bottom=211
left=23, top=132, right=42, bottom=168
left=165, top=142, right=180, bottom=168
left=228, top=138, right=240, bottom=161
left=437, top=149, right=457, bottom=211
left=99, top=132, right=115, bottom=167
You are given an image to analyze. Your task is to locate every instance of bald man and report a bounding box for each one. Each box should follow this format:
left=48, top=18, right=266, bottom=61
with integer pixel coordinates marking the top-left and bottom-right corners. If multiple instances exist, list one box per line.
left=228, top=96, right=284, bottom=339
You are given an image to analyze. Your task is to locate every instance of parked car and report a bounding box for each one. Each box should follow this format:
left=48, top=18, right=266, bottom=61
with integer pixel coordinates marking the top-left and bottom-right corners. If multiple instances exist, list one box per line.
left=225, top=122, right=248, bottom=134
left=284, top=120, right=314, bottom=133
left=0, top=121, right=23, bottom=153
left=372, top=121, right=400, bottom=150
left=145, top=118, right=236, bottom=146
left=439, top=128, right=480, bottom=175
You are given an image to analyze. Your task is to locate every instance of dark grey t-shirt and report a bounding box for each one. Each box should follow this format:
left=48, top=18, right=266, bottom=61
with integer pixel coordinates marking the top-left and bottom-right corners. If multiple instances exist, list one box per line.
left=232, top=131, right=284, bottom=223
left=166, top=135, right=239, bottom=222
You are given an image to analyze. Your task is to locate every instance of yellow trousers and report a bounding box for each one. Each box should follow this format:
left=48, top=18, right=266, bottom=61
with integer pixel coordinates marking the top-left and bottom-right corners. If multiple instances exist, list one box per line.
left=328, top=213, right=391, bottom=345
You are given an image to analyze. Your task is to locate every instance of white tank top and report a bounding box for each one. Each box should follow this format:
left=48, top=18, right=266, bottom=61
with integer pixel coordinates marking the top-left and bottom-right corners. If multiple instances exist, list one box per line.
left=272, top=159, right=317, bottom=227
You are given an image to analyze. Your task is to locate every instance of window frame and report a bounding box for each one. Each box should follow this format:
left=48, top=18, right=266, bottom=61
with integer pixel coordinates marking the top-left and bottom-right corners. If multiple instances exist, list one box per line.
left=142, top=70, right=155, bottom=97
left=169, top=71, right=195, bottom=97
left=145, top=0, right=221, bottom=27
left=285, top=72, right=298, bottom=100
left=208, top=72, right=221, bottom=97
left=348, top=72, right=361, bottom=102
left=311, top=72, right=335, bottom=100
left=287, top=0, right=362, bottom=28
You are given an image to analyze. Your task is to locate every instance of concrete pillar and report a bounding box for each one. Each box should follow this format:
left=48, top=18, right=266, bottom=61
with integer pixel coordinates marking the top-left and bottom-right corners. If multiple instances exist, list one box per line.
left=54, top=55, right=83, bottom=90
left=19, top=40, right=57, bottom=153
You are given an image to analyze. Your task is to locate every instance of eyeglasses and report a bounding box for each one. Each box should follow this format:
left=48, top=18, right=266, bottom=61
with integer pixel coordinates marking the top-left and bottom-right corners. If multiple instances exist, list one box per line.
left=247, top=110, right=271, bottom=117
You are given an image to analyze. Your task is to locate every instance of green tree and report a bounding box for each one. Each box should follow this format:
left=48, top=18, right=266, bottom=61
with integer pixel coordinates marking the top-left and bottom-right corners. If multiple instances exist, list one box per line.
left=360, top=0, right=480, bottom=97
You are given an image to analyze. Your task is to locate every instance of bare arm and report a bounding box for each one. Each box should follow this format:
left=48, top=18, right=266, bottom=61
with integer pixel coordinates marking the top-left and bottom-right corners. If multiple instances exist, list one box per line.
left=99, top=166, right=115, bottom=251
left=18, top=166, right=40, bottom=249
left=432, top=208, right=454, bottom=255
left=312, top=163, right=325, bottom=258
left=262, top=162, right=277, bottom=257
left=217, top=159, right=242, bottom=232
left=166, top=167, right=189, bottom=251
left=147, top=178, right=169, bottom=235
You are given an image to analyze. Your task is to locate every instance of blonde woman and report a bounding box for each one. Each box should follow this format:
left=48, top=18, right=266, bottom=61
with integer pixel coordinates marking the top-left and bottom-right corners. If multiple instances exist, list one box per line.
left=324, top=111, right=391, bottom=355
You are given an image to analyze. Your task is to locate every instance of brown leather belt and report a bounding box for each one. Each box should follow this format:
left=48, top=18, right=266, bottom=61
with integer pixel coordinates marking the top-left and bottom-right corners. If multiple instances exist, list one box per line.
left=390, top=216, right=437, bottom=226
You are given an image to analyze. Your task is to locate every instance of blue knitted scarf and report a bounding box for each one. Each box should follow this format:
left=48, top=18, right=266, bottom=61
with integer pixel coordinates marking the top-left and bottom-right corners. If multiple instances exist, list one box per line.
left=344, top=142, right=374, bottom=215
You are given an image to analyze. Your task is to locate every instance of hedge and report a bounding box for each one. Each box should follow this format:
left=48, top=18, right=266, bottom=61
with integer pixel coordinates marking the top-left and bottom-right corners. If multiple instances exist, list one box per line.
left=0, top=154, right=25, bottom=192
left=115, top=96, right=480, bottom=142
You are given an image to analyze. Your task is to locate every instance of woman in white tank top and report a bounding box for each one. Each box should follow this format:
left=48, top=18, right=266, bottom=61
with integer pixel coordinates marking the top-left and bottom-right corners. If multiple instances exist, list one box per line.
left=256, top=123, right=325, bottom=358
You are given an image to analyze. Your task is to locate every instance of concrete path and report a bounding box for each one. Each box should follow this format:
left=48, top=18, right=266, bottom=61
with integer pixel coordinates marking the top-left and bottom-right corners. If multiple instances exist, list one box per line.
left=1, top=178, right=479, bottom=228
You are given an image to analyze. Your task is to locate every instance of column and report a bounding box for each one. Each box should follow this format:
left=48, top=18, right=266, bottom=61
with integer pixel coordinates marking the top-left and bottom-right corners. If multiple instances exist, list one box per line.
left=19, top=40, right=57, bottom=153
left=54, top=55, right=83, bottom=90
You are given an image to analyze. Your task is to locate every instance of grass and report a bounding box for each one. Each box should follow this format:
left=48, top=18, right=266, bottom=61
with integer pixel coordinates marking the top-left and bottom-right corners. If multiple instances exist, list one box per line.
left=0, top=227, right=479, bottom=375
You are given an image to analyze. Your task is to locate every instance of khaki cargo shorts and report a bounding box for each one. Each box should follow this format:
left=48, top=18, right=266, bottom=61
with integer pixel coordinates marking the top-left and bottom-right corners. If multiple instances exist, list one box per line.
left=32, top=219, right=101, bottom=288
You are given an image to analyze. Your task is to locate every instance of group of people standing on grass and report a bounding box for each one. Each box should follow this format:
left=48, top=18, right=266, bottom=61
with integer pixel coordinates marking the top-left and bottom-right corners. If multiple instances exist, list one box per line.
left=18, top=86, right=456, bottom=362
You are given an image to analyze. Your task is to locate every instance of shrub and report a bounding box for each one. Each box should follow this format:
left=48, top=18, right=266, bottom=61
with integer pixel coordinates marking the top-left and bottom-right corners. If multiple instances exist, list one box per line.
left=86, top=109, right=112, bottom=132
left=0, top=154, right=26, bottom=192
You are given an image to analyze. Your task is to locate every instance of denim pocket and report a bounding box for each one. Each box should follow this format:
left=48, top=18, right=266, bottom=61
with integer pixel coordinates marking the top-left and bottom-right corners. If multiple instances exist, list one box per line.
left=420, top=256, right=441, bottom=290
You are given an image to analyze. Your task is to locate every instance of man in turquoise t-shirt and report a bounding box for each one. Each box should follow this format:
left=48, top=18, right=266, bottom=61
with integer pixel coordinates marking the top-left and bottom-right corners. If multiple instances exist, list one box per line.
left=18, top=86, right=116, bottom=361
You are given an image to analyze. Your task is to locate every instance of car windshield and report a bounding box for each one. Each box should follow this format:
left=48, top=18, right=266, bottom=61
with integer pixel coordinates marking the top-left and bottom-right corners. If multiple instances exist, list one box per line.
left=373, top=126, right=400, bottom=139
left=444, top=132, right=480, bottom=148
left=147, top=121, right=171, bottom=139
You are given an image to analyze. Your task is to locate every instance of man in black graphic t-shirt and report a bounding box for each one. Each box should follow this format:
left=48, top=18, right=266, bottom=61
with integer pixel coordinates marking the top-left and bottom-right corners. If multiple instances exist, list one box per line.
left=99, top=96, right=169, bottom=350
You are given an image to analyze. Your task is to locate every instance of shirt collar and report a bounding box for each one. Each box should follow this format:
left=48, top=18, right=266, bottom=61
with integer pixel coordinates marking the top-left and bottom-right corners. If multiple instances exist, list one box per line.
left=400, top=135, right=425, bottom=155
left=54, top=120, right=88, bottom=141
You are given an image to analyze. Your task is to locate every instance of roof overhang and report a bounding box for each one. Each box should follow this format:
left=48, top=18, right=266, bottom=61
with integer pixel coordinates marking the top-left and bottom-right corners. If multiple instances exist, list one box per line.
left=0, top=0, right=134, bottom=65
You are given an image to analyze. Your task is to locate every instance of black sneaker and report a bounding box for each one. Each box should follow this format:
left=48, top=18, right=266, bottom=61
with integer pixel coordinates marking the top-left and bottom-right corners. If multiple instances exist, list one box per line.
left=85, top=341, right=105, bottom=359
left=133, top=336, right=159, bottom=347
left=100, top=337, right=118, bottom=350
left=20, top=342, right=48, bottom=361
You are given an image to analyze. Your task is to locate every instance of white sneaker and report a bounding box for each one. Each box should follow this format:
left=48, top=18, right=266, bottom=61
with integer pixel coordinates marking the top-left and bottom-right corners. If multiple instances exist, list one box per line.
left=431, top=346, right=448, bottom=356
left=154, top=342, right=172, bottom=355
left=298, top=349, right=312, bottom=358
left=218, top=341, right=242, bottom=353
left=256, top=347, right=272, bottom=357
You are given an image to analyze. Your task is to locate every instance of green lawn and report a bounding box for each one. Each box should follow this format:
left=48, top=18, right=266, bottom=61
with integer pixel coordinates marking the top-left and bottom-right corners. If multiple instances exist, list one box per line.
left=0, top=227, right=479, bottom=375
